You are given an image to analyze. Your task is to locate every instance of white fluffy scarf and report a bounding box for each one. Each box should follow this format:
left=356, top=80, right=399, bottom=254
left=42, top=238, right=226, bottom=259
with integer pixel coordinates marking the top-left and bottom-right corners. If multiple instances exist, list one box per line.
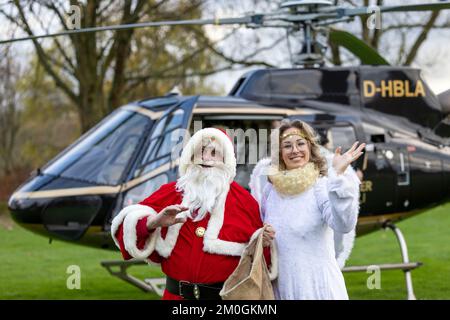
left=268, top=162, right=320, bottom=197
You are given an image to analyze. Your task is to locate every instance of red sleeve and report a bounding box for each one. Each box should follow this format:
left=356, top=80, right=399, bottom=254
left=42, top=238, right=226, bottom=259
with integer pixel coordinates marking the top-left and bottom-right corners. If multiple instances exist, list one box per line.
left=263, top=246, right=271, bottom=268
left=113, top=182, right=179, bottom=262
left=139, top=182, right=179, bottom=212
left=136, top=216, right=154, bottom=249
left=114, top=217, right=156, bottom=260
left=136, top=217, right=163, bottom=263
left=131, top=182, right=180, bottom=262
left=115, top=223, right=132, bottom=260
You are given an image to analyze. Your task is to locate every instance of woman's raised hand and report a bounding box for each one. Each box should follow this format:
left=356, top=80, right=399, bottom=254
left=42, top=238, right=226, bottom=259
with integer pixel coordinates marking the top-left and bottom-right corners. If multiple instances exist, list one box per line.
left=147, top=204, right=188, bottom=230
left=332, top=142, right=366, bottom=175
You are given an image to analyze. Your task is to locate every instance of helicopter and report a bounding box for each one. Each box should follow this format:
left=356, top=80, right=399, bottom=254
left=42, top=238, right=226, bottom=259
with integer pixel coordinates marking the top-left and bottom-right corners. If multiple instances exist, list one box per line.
left=4, top=0, right=450, bottom=299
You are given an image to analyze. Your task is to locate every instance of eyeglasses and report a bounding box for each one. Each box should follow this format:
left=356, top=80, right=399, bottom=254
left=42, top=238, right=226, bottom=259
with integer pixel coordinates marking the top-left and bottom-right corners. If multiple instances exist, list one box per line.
left=281, top=140, right=307, bottom=153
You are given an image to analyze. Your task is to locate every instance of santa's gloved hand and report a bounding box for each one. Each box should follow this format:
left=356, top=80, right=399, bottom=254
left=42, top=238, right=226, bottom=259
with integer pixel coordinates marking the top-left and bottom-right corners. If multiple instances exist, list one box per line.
left=262, top=224, right=275, bottom=247
left=147, top=205, right=188, bottom=230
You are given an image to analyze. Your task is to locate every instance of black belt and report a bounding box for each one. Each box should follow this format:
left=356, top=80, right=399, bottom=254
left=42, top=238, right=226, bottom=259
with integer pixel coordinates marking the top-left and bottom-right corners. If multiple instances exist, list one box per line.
left=165, top=276, right=223, bottom=300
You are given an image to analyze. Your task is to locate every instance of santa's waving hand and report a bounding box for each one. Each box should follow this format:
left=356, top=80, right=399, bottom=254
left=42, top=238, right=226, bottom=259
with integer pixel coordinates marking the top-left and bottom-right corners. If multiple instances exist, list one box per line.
left=146, top=205, right=188, bottom=229
left=111, top=128, right=275, bottom=300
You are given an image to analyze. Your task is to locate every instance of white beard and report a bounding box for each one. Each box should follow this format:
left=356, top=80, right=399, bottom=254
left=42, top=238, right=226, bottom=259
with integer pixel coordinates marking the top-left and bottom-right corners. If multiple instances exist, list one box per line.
left=176, top=164, right=232, bottom=222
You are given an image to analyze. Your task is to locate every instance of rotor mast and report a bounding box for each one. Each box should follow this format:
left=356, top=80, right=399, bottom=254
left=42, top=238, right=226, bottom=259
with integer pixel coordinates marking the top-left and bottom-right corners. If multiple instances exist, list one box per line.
left=281, top=0, right=334, bottom=67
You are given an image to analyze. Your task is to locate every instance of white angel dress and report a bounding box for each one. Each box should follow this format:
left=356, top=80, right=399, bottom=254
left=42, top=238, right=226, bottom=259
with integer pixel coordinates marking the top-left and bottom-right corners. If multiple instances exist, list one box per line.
left=249, top=149, right=360, bottom=300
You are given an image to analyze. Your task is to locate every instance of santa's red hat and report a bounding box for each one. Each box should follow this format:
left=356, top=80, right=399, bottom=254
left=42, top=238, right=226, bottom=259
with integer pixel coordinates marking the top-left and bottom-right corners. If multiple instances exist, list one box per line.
left=179, top=127, right=236, bottom=182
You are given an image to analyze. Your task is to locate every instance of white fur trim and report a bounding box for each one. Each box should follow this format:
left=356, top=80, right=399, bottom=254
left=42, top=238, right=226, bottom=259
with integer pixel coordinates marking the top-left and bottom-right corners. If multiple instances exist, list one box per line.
left=179, top=128, right=236, bottom=182
left=249, top=157, right=271, bottom=206
left=111, top=206, right=131, bottom=249
left=203, top=238, right=247, bottom=256
left=321, top=147, right=359, bottom=269
left=110, top=204, right=158, bottom=260
left=335, top=229, right=356, bottom=270
left=153, top=200, right=189, bottom=258
left=249, top=157, right=274, bottom=221
left=155, top=223, right=183, bottom=258
left=148, top=189, right=252, bottom=258
left=202, top=185, right=248, bottom=256
left=268, top=239, right=278, bottom=281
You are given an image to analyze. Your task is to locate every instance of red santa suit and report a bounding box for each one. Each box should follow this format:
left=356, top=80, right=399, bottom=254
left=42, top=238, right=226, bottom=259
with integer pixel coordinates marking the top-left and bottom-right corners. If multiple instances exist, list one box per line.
left=111, top=128, right=274, bottom=300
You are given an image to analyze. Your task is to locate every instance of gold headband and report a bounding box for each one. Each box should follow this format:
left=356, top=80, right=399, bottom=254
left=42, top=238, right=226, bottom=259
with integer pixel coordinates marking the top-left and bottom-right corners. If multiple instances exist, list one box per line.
left=280, top=129, right=307, bottom=141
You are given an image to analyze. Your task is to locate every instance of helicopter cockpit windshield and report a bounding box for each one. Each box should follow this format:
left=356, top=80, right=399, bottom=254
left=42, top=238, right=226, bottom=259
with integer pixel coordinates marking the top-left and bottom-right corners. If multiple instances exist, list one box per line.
left=42, top=109, right=150, bottom=185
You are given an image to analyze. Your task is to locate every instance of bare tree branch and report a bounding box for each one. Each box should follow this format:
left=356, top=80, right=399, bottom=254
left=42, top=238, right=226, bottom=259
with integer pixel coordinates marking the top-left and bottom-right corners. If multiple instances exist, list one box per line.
left=384, top=22, right=450, bottom=32
left=11, top=0, right=78, bottom=103
left=188, top=26, right=278, bottom=68
left=404, top=10, right=441, bottom=65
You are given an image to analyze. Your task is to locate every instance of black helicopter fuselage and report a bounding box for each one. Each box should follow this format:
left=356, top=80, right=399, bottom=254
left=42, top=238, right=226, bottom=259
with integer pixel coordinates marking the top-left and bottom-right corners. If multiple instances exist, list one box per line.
left=8, top=66, right=450, bottom=249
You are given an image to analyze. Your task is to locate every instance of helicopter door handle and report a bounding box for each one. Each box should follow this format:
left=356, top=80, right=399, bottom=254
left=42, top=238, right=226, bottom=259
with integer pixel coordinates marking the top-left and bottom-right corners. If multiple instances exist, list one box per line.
left=397, top=153, right=410, bottom=186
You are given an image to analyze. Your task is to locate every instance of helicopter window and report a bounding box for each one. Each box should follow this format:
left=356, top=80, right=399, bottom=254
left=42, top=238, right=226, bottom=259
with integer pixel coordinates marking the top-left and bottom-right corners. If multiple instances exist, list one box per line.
left=322, top=125, right=357, bottom=152
left=123, top=173, right=169, bottom=206
left=135, top=109, right=185, bottom=176
left=44, top=110, right=149, bottom=185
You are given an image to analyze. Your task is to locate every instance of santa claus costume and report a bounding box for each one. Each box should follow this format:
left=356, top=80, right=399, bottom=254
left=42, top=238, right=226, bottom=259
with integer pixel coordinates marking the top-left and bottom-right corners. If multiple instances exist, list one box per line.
left=111, top=128, right=273, bottom=300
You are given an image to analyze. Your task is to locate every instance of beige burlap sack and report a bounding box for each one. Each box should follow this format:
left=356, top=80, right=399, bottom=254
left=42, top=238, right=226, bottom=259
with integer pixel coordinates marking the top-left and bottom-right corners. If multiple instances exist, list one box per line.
left=220, top=227, right=275, bottom=300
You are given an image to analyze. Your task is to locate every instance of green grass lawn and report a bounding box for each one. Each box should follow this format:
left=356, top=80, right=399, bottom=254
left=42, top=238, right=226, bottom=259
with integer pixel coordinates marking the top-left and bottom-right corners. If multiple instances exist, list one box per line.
left=0, top=201, right=449, bottom=300
left=344, top=202, right=450, bottom=300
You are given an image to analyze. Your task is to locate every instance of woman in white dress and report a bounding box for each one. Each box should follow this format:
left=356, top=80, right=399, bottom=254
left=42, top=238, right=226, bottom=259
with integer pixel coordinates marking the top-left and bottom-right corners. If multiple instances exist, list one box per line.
left=250, top=119, right=365, bottom=300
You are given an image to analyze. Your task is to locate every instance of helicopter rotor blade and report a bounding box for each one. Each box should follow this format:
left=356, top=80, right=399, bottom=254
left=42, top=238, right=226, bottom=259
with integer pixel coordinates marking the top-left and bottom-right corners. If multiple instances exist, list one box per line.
left=335, top=1, right=450, bottom=18
left=278, top=1, right=450, bottom=23
left=3, top=1, right=450, bottom=45
left=0, top=15, right=266, bottom=45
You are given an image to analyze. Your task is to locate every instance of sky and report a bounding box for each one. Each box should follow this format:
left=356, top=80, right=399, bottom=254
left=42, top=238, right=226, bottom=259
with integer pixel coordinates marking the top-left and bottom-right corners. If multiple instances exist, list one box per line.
left=417, top=29, right=450, bottom=94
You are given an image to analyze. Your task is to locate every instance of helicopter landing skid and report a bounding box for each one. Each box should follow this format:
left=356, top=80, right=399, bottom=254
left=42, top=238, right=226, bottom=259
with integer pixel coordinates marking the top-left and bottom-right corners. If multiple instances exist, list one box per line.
left=100, top=259, right=166, bottom=296
left=342, top=222, right=422, bottom=300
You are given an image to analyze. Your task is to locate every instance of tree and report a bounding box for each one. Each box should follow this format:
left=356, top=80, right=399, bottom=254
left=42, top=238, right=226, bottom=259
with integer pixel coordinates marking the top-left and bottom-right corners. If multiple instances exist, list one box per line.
left=1, top=0, right=180, bottom=131
left=1, top=0, right=276, bottom=133
left=0, top=44, right=21, bottom=175
left=17, top=57, right=80, bottom=171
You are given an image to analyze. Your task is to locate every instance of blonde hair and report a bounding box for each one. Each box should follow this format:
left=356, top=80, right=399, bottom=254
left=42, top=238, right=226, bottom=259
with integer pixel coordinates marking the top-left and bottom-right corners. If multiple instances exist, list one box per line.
left=276, top=119, right=327, bottom=176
